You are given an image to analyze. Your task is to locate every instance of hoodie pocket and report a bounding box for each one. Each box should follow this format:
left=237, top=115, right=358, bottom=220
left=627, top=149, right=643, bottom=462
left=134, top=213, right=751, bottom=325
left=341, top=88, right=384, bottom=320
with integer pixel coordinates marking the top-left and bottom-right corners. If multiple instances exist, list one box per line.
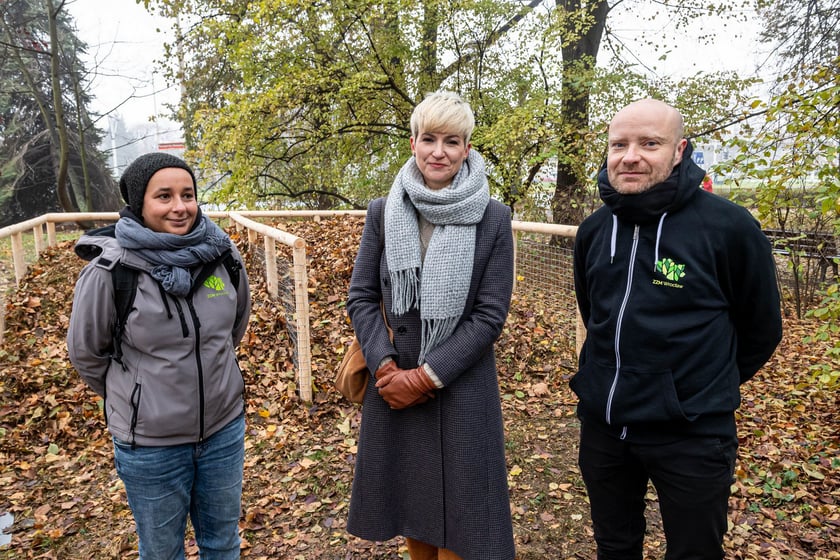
left=611, top=365, right=685, bottom=424
left=571, top=361, right=686, bottom=425
left=570, top=360, right=613, bottom=422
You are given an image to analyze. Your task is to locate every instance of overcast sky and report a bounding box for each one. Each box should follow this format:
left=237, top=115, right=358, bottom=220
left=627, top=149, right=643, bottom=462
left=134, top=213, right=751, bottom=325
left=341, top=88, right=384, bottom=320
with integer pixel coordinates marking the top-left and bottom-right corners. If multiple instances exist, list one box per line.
left=66, top=0, right=766, bottom=140
left=67, top=0, right=178, bottom=127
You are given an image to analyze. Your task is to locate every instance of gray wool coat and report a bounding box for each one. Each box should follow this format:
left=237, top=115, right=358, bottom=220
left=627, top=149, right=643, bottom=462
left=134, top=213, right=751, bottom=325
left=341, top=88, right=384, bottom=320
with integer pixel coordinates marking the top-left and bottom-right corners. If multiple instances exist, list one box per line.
left=346, top=197, right=516, bottom=560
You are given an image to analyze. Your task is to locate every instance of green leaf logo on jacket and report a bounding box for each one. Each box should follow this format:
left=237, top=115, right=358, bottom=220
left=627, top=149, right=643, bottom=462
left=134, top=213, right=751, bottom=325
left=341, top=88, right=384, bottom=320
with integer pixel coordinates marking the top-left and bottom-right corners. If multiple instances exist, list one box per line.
left=204, top=275, right=226, bottom=291
left=655, top=258, right=686, bottom=283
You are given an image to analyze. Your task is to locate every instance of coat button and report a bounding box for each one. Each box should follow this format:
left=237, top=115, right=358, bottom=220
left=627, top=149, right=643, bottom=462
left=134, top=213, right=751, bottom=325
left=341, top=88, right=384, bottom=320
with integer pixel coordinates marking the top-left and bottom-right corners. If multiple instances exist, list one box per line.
left=397, top=326, right=407, bottom=334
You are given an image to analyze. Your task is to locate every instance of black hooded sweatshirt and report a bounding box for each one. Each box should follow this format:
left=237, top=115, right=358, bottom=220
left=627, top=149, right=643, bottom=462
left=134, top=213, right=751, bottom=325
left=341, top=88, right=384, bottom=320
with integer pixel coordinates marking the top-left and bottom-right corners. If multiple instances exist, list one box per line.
left=572, top=142, right=782, bottom=443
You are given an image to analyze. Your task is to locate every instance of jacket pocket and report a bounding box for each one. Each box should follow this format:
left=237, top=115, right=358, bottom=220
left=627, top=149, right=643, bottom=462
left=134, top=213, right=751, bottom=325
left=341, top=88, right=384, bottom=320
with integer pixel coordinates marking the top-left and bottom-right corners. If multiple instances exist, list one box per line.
left=571, top=360, right=686, bottom=425
left=610, top=365, right=685, bottom=424
left=569, top=360, right=612, bottom=422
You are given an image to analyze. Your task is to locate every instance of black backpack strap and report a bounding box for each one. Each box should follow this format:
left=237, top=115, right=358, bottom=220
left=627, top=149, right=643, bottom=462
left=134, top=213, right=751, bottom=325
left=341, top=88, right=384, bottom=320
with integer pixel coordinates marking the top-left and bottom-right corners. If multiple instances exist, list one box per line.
left=85, top=223, right=117, bottom=238
left=111, top=262, right=138, bottom=368
left=190, top=249, right=242, bottom=297
left=111, top=250, right=242, bottom=362
left=223, top=251, right=242, bottom=291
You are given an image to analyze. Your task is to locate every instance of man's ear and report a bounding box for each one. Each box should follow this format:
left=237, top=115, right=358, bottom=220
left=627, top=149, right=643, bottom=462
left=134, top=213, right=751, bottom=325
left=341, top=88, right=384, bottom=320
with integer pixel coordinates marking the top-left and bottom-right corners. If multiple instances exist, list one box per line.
left=673, top=138, right=688, bottom=165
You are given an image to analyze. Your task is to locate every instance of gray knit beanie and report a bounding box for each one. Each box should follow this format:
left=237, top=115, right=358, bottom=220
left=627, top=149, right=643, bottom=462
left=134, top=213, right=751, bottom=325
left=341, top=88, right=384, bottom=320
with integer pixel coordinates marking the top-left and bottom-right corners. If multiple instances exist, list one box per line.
left=119, top=152, right=196, bottom=215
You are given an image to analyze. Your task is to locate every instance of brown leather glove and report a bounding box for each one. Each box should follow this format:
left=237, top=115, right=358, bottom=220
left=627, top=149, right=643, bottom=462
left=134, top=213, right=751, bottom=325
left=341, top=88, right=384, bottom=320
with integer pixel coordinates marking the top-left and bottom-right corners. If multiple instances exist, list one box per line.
left=375, top=365, right=436, bottom=409
left=374, top=360, right=400, bottom=384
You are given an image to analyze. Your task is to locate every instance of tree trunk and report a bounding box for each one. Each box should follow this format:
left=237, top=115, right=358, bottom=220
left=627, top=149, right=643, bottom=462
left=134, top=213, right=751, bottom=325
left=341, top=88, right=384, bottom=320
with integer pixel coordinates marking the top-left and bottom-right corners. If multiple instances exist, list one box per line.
left=46, top=0, right=75, bottom=212
left=551, top=0, right=608, bottom=226
left=71, top=58, right=92, bottom=211
left=418, top=2, right=440, bottom=95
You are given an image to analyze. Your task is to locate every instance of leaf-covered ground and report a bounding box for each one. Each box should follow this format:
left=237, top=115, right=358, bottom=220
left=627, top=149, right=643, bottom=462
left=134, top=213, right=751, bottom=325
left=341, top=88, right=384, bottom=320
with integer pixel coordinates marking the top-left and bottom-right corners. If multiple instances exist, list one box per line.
left=0, top=215, right=838, bottom=559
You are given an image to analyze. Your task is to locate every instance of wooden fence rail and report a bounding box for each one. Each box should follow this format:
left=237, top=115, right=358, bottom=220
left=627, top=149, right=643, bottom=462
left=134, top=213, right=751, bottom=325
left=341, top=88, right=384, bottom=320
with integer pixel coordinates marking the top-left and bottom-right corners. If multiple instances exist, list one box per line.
left=0, top=211, right=315, bottom=401
left=1, top=211, right=581, bottom=400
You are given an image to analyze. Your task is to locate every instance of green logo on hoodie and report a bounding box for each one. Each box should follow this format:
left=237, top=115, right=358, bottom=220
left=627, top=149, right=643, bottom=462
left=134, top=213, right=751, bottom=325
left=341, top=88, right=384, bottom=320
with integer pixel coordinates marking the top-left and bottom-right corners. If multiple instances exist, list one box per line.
left=204, top=275, right=226, bottom=291
left=655, top=258, right=686, bottom=283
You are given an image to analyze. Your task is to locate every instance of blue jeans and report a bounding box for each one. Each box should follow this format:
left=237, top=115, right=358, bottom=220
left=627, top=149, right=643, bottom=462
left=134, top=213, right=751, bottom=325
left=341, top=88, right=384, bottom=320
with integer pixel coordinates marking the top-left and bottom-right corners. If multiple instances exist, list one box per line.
left=113, top=414, right=245, bottom=560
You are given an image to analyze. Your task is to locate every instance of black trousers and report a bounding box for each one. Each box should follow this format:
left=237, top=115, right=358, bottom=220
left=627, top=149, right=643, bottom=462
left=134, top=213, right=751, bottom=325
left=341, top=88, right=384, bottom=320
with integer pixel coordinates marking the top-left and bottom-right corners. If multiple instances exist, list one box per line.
left=578, top=421, right=737, bottom=560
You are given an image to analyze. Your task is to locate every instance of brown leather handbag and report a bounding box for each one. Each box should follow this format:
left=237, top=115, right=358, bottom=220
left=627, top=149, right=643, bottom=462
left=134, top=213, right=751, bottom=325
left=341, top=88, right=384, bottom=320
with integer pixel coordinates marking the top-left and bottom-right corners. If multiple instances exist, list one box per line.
left=334, top=302, right=391, bottom=404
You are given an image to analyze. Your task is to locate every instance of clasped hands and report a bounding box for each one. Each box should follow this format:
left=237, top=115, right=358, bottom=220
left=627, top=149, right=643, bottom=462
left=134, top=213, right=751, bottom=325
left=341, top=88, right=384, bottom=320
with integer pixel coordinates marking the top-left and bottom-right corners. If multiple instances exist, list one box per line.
left=374, top=360, right=436, bottom=409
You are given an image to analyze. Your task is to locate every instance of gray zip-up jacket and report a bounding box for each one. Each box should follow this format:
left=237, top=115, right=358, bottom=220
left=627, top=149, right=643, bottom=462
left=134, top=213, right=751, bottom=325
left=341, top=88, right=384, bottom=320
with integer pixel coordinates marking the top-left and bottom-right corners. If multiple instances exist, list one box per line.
left=67, top=233, right=251, bottom=447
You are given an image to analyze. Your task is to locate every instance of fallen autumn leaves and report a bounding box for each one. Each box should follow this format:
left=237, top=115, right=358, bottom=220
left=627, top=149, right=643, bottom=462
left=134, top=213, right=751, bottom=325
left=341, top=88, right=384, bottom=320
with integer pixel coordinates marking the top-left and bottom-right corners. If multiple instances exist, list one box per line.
left=0, top=214, right=837, bottom=559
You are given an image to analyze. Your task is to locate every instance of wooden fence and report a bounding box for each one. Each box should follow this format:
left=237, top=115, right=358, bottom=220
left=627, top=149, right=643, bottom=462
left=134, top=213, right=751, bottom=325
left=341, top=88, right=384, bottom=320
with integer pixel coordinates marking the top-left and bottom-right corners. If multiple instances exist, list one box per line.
left=0, top=211, right=580, bottom=402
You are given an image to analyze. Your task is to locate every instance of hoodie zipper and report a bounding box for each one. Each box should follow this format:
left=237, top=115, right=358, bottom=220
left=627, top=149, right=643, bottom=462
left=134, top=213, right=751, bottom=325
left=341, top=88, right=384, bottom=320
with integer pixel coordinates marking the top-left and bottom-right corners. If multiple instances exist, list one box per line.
left=606, top=224, right=640, bottom=434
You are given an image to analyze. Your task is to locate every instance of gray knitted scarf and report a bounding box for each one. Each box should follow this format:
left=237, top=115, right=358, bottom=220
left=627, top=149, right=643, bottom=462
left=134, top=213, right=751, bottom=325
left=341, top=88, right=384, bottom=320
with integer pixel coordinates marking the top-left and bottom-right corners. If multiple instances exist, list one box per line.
left=385, top=149, right=490, bottom=363
left=115, top=214, right=232, bottom=297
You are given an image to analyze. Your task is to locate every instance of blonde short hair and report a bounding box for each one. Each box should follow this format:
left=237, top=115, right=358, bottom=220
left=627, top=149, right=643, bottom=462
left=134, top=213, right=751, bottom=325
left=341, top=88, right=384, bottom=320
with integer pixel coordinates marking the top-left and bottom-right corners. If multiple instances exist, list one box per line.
left=410, top=91, right=475, bottom=143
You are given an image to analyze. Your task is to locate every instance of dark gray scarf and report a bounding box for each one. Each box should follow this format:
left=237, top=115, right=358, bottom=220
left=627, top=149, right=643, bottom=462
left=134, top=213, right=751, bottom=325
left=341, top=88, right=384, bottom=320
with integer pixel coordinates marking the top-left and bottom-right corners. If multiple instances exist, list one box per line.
left=115, top=214, right=232, bottom=297
left=385, top=149, right=490, bottom=363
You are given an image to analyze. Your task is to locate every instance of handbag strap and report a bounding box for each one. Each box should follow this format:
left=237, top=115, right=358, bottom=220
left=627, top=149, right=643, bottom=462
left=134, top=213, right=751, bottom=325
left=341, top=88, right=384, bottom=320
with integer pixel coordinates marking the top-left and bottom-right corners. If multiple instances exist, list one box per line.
left=381, top=299, right=393, bottom=339
left=377, top=196, right=385, bottom=251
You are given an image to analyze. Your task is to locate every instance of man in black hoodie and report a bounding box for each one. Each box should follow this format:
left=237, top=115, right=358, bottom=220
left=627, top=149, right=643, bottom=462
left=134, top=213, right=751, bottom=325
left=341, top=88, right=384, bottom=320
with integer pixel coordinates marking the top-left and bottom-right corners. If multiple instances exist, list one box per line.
left=572, top=99, right=783, bottom=559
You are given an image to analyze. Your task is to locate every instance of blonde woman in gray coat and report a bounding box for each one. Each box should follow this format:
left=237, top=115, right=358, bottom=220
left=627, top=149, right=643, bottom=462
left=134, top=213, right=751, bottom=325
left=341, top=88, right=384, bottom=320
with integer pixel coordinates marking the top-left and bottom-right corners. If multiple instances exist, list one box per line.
left=346, top=91, right=516, bottom=560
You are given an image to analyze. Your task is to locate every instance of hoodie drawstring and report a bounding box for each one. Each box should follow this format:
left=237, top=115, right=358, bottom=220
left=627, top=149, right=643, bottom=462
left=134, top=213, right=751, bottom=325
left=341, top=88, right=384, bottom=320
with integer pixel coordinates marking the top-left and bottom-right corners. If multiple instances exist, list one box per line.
left=611, top=211, right=668, bottom=269
left=654, top=212, right=668, bottom=269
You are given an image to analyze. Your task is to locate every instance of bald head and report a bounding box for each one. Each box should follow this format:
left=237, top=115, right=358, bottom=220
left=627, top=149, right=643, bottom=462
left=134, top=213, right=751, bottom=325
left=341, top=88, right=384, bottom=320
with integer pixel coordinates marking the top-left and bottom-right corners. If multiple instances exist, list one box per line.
left=611, top=98, right=684, bottom=139
left=606, top=99, right=688, bottom=194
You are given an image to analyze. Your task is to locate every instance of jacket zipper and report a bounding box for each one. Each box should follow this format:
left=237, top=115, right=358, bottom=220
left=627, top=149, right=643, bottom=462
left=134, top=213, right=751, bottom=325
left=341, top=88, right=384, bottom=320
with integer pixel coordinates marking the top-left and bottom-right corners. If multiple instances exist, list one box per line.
left=187, top=297, right=206, bottom=441
left=172, top=298, right=189, bottom=337
left=172, top=293, right=205, bottom=441
left=606, top=224, right=640, bottom=435
left=129, top=383, right=141, bottom=449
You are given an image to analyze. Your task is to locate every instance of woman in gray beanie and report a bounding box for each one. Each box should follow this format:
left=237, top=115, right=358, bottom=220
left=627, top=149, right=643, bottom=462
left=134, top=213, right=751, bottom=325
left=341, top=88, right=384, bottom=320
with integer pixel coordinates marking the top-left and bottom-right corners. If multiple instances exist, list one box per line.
left=67, top=152, right=251, bottom=559
left=345, top=91, right=516, bottom=560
